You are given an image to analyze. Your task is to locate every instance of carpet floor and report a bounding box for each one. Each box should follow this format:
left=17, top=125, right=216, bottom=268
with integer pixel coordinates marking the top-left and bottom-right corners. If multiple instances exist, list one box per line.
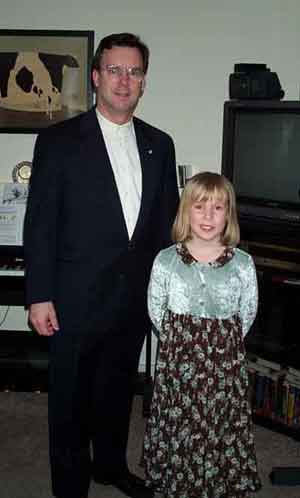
left=1, top=392, right=300, bottom=498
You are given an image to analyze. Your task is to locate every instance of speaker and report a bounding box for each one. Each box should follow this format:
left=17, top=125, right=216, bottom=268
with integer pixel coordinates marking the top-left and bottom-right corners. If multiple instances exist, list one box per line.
left=270, top=467, right=300, bottom=486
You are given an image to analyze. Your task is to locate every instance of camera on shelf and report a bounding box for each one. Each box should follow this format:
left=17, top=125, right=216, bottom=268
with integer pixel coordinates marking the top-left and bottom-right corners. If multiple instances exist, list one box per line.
left=229, top=63, right=285, bottom=100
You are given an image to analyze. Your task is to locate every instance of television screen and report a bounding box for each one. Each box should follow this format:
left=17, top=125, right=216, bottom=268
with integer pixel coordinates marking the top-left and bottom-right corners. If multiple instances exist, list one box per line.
left=233, top=112, right=300, bottom=207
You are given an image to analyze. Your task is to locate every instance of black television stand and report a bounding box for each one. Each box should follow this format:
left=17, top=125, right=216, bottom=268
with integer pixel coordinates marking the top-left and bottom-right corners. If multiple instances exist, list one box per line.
left=241, top=240, right=300, bottom=486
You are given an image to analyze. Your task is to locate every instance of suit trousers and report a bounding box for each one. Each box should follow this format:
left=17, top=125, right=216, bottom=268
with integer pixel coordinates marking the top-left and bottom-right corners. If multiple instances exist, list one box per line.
left=48, top=305, right=148, bottom=498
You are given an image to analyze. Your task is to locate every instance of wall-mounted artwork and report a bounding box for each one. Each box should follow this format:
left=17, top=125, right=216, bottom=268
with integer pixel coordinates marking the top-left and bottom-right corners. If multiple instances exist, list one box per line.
left=0, top=29, right=94, bottom=133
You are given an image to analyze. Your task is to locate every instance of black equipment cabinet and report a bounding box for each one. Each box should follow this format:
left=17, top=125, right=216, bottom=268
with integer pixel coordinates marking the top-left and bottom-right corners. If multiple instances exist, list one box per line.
left=221, top=99, right=300, bottom=437
left=245, top=244, right=300, bottom=370
left=0, top=273, right=49, bottom=390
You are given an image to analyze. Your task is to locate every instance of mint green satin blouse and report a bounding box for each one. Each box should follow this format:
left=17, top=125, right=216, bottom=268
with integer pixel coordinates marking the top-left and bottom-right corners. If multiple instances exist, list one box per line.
left=148, top=243, right=258, bottom=337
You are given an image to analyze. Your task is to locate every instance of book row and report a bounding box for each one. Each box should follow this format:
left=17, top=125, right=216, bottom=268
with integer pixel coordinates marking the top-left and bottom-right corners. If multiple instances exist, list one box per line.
left=247, top=365, right=300, bottom=429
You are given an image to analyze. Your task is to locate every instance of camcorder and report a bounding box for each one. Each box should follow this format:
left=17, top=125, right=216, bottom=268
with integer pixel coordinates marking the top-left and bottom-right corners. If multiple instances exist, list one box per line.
left=229, top=63, right=284, bottom=100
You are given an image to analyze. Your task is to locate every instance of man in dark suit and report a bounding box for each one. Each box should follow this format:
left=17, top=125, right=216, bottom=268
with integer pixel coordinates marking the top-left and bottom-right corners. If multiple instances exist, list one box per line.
left=24, top=33, right=179, bottom=498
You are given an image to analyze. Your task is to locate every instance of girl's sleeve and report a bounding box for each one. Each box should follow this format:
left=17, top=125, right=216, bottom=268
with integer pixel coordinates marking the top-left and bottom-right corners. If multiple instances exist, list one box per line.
left=240, top=255, right=258, bottom=337
left=147, top=253, right=169, bottom=333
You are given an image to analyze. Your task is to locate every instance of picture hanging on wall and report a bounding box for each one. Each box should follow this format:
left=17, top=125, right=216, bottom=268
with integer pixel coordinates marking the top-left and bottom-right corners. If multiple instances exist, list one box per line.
left=0, top=29, right=94, bottom=133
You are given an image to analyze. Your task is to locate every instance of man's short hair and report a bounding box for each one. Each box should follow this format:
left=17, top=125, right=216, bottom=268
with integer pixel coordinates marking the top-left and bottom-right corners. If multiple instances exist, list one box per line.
left=92, top=32, right=150, bottom=75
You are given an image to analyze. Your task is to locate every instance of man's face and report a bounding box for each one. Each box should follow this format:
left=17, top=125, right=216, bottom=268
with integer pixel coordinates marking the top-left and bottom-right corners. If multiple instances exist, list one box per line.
left=92, top=46, right=145, bottom=124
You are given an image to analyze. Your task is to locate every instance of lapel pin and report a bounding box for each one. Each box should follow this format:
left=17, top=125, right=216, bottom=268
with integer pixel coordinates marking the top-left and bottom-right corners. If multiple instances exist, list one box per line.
left=148, top=149, right=153, bottom=154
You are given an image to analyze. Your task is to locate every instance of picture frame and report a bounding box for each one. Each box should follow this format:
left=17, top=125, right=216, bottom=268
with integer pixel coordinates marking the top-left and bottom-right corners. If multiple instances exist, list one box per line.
left=0, top=29, right=94, bottom=133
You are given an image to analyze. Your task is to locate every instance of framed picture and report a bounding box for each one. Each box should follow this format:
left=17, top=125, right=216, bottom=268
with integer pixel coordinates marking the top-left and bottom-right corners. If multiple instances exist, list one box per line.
left=0, top=29, right=94, bottom=133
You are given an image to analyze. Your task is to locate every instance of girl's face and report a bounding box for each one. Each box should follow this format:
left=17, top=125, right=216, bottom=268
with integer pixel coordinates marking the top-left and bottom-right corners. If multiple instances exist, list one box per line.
left=189, top=195, right=227, bottom=245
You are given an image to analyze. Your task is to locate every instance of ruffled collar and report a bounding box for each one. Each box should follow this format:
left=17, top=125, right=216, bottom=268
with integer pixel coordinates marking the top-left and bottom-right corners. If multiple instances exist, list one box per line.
left=176, top=242, right=234, bottom=268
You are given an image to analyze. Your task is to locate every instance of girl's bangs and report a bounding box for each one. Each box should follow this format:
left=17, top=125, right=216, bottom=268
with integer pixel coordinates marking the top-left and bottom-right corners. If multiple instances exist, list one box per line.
left=192, top=184, right=227, bottom=204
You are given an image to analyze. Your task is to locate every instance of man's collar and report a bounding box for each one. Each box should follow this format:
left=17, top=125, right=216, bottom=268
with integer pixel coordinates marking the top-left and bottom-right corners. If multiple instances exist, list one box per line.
left=96, top=108, right=134, bottom=135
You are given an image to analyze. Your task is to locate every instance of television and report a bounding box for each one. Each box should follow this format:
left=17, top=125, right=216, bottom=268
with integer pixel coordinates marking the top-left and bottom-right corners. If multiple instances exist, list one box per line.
left=222, top=100, right=300, bottom=249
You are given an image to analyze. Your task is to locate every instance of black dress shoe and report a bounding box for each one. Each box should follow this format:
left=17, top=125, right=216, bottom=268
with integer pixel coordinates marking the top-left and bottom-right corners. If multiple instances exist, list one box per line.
left=94, top=470, right=154, bottom=498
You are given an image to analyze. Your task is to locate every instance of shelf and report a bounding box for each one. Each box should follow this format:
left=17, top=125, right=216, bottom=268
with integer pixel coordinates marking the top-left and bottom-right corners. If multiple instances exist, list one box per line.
left=252, top=413, right=300, bottom=441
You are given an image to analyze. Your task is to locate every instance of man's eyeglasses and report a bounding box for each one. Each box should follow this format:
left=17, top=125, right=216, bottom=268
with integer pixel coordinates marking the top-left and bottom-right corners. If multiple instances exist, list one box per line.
left=101, top=64, right=144, bottom=81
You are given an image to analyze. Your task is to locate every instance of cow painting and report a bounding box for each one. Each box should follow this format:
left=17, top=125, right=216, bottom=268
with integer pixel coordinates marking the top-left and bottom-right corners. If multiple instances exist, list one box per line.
left=0, top=52, right=79, bottom=114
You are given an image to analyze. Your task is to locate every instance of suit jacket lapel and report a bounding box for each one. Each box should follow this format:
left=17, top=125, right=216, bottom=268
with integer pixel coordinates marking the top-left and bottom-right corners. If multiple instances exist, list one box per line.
left=79, top=108, right=129, bottom=241
left=133, top=117, right=158, bottom=240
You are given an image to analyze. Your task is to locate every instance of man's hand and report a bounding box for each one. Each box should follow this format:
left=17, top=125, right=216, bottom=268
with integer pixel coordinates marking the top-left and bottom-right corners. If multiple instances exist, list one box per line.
left=28, top=301, right=59, bottom=336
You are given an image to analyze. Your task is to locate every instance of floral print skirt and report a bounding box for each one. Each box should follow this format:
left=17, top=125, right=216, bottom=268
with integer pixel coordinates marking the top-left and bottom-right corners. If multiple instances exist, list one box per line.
left=143, top=310, right=261, bottom=498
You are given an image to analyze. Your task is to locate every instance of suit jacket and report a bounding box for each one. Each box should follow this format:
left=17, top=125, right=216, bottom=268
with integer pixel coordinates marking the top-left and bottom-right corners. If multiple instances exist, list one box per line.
left=24, top=107, right=179, bottom=335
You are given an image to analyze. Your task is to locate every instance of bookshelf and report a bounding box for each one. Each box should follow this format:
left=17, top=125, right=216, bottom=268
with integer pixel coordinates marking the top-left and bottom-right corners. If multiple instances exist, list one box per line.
left=242, top=240, right=300, bottom=440
left=246, top=355, right=300, bottom=440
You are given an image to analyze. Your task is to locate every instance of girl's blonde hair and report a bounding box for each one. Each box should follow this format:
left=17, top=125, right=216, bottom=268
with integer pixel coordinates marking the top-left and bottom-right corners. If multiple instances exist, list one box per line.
left=172, top=171, right=240, bottom=246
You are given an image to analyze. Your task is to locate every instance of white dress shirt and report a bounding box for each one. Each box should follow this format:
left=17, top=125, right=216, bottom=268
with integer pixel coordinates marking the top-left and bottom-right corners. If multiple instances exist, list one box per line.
left=96, top=110, right=142, bottom=239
